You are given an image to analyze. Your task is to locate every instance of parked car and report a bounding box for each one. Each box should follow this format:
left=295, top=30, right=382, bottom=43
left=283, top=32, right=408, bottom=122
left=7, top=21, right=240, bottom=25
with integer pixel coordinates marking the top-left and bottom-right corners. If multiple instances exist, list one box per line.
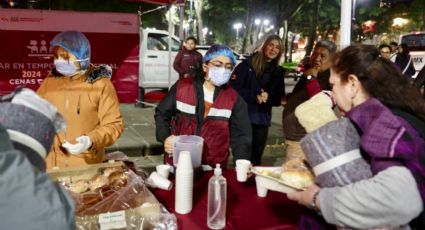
left=399, top=31, right=425, bottom=78
left=294, top=56, right=310, bottom=81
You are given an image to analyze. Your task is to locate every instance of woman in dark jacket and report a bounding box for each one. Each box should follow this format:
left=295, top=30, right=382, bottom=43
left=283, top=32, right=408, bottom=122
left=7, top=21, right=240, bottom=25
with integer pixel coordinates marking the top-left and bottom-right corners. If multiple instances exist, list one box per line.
left=230, top=35, right=286, bottom=165
left=395, top=43, right=416, bottom=79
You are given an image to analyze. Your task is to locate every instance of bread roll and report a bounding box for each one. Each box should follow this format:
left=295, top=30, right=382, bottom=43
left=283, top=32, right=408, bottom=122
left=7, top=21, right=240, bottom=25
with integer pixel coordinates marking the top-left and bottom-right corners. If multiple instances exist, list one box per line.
left=280, top=170, right=314, bottom=189
left=68, top=180, right=89, bottom=193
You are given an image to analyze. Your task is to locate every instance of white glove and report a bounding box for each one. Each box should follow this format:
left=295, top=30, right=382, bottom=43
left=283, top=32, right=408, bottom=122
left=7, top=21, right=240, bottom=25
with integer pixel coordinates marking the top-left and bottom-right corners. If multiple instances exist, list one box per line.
left=62, top=136, right=92, bottom=155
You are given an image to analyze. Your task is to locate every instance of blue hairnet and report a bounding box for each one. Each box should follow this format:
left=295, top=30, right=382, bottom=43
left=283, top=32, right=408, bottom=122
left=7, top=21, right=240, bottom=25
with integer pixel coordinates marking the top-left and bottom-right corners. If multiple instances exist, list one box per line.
left=203, top=44, right=236, bottom=66
left=50, top=31, right=91, bottom=70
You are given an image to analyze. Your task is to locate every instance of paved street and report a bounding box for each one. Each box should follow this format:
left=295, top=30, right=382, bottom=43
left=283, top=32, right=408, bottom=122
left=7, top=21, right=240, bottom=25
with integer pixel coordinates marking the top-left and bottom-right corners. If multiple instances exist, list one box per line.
left=106, top=78, right=296, bottom=172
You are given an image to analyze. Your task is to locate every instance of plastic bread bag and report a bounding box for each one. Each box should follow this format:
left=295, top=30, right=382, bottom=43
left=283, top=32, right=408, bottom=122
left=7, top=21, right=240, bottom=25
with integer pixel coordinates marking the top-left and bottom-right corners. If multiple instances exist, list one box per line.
left=60, top=167, right=175, bottom=229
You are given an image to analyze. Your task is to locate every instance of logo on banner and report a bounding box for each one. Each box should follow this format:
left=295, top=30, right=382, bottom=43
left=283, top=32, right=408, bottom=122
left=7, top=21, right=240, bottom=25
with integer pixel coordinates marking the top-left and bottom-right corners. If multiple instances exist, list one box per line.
left=27, top=39, right=52, bottom=57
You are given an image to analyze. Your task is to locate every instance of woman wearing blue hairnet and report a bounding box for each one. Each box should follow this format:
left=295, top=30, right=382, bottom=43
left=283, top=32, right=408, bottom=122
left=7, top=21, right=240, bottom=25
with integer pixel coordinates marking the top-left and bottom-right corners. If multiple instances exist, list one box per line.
left=37, top=31, right=124, bottom=169
left=155, top=44, right=251, bottom=167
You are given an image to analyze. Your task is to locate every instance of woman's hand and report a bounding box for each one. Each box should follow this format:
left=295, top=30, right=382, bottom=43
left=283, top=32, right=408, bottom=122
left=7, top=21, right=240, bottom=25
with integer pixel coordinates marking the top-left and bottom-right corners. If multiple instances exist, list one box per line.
left=256, top=89, right=269, bottom=104
left=164, top=135, right=176, bottom=154
left=287, top=184, right=321, bottom=210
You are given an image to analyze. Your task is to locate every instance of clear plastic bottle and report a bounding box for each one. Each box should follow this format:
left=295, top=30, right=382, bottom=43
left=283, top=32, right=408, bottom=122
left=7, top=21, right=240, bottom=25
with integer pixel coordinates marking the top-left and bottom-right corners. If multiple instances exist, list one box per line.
left=207, top=164, right=227, bottom=229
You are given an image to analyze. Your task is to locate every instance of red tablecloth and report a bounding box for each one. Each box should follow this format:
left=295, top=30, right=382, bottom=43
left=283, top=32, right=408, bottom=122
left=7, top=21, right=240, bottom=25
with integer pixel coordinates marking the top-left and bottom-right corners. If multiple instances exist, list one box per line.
left=151, top=170, right=301, bottom=230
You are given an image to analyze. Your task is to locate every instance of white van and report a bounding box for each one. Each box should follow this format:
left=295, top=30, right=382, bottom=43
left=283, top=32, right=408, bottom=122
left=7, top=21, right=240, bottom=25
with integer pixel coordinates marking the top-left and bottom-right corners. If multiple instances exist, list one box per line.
left=139, top=29, right=180, bottom=91
left=399, top=32, right=425, bottom=78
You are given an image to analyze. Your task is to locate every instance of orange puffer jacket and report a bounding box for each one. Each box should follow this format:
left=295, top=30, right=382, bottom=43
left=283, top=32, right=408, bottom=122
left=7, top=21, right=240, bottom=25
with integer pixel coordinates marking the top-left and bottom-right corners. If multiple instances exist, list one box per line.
left=37, top=65, right=124, bottom=169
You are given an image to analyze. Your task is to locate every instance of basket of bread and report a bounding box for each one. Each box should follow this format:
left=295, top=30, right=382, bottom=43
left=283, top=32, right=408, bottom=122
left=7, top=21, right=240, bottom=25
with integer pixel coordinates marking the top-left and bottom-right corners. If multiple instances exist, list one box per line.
left=48, top=162, right=169, bottom=229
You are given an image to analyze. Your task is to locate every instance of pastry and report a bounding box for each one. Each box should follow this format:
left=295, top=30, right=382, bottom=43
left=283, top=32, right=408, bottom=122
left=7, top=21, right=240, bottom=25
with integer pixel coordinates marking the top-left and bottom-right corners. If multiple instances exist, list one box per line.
left=280, top=170, right=314, bottom=189
left=88, top=175, right=108, bottom=191
left=68, top=180, right=89, bottom=193
left=101, top=166, right=123, bottom=177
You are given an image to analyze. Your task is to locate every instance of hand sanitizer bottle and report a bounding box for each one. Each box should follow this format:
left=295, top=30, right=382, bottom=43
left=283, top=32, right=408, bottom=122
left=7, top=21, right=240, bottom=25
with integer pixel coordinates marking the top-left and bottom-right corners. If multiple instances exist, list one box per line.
left=207, top=164, right=227, bottom=229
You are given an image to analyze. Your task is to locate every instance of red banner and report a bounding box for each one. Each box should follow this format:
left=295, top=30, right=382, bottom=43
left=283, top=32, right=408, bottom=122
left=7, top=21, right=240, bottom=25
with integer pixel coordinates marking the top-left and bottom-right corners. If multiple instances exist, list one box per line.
left=0, top=8, right=140, bottom=103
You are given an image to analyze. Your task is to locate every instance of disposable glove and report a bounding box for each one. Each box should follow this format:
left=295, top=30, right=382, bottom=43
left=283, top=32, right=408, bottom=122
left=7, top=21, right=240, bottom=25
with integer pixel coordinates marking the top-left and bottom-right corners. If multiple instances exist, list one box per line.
left=62, top=135, right=92, bottom=155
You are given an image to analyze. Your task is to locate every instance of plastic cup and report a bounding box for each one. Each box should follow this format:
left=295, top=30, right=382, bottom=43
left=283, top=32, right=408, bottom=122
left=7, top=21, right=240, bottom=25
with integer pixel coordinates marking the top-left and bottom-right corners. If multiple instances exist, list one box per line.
left=235, top=159, right=251, bottom=182
left=148, top=171, right=173, bottom=191
left=156, top=164, right=171, bottom=179
left=255, top=177, right=268, bottom=197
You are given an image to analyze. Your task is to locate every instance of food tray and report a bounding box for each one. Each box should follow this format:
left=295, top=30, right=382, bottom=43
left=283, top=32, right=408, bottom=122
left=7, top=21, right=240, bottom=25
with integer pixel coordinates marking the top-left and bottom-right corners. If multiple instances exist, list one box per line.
left=252, top=166, right=305, bottom=191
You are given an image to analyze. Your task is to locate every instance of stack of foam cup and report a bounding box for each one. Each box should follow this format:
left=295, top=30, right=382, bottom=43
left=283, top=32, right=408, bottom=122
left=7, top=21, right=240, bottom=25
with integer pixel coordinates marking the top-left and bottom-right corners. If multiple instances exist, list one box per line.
left=175, top=151, right=194, bottom=214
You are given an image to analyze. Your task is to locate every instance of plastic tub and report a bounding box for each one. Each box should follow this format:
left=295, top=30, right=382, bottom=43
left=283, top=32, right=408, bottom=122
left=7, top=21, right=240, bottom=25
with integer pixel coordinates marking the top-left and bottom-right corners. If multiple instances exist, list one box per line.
left=173, top=135, right=204, bottom=168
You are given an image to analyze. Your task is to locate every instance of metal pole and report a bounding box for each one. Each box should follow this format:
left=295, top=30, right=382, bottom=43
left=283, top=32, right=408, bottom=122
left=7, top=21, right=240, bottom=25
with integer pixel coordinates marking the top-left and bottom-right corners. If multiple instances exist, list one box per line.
left=340, top=0, right=352, bottom=49
left=168, top=4, right=173, bottom=89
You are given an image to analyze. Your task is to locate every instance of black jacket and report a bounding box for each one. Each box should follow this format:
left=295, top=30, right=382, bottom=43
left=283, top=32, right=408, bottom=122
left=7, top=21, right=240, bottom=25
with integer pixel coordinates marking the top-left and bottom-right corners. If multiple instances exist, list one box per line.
left=230, top=57, right=286, bottom=126
left=155, top=76, right=252, bottom=162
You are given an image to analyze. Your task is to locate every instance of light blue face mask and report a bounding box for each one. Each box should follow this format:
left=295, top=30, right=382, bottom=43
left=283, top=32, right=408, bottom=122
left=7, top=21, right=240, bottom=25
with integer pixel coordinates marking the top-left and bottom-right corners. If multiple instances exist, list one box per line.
left=54, top=59, right=81, bottom=76
left=208, top=66, right=232, bottom=87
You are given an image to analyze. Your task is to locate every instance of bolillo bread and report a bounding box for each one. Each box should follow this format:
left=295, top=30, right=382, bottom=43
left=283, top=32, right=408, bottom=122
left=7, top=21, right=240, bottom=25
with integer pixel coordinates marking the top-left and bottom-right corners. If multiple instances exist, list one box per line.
left=280, top=170, right=314, bottom=189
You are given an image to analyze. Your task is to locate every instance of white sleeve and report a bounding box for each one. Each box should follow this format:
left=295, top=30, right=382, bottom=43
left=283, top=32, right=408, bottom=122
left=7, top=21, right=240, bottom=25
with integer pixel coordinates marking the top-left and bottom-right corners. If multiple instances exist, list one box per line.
left=320, top=166, right=423, bottom=229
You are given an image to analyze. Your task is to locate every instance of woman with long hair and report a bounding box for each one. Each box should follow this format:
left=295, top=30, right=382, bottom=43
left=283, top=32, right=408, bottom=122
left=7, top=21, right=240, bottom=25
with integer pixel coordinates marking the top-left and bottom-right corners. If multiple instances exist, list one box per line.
left=288, top=44, right=425, bottom=229
left=230, top=35, right=286, bottom=165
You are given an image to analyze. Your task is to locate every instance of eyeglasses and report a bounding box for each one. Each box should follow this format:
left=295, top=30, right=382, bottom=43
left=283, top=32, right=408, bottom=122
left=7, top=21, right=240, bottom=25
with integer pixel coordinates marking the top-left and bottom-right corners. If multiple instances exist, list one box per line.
left=208, top=61, right=234, bottom=71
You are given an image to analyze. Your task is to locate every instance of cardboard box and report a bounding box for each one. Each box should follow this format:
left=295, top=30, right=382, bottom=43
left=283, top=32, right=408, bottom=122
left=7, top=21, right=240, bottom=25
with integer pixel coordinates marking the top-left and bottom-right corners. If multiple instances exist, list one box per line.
left=48, top=162, right=161, bottom=229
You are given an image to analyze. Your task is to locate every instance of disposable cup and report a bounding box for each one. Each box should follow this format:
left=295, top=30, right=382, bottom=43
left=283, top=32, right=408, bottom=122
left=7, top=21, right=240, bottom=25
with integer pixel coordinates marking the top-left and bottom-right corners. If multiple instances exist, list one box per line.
left=235, top=159, right=251, bottom=182
left=255, top=177, right=268, bottom=197
left=148, top=171, right=173, bottom=191
left=156, top=164, right=171, bottom=179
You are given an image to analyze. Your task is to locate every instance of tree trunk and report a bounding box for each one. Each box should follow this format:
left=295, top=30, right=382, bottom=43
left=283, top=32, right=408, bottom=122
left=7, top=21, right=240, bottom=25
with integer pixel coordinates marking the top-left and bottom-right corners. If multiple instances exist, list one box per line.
left=194, top=0, right=205, bottom=44
left=283, top=20, right=289, bottom=63
left=305, top=0, right=320, bottom=57
left=241, top=0, right=254, bottom=54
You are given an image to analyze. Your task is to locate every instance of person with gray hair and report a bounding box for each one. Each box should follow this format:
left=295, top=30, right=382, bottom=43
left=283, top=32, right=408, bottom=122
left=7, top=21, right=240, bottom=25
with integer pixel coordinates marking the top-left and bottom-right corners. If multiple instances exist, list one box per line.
left=282, top=40, right=337, bottom=165
left=0, top=88, right=75, bottom=229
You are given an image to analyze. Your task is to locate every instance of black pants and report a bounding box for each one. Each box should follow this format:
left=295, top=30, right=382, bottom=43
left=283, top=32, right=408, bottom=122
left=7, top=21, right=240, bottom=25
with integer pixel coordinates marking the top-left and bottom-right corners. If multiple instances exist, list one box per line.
left=251, top=123, right=269, bottom=166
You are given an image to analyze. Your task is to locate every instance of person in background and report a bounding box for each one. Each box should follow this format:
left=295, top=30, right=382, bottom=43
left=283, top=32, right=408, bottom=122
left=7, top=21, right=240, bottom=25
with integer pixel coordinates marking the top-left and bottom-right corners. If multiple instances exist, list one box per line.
left=379, top=43, right=401, bottom=72
left=389, top=41, right=398, bottom=62
left=395, top=43, right=416, bottom=79
left=282, top=40, right=337, bottom=165
left=155, top=44, right=251, bottom=167
left=0, top=88, right=75, bottom=229
left=173, top=36, right=203, bottom=79
left=288, top=45, right=425, bottom=229
left=37, top=31, right=124, bottom=169
left=378, top=44, right=392, bottom=60
left=413, top=65, right=425, bottom=99
left=230, top=35, right=286, bottom=166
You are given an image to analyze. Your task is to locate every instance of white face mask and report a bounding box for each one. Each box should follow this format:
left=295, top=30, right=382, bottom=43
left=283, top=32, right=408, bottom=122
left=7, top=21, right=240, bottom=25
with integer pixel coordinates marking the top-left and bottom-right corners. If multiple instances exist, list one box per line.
left=54, top=59, right=80, bottom=77
left=208, top=66, right=232, bottom=87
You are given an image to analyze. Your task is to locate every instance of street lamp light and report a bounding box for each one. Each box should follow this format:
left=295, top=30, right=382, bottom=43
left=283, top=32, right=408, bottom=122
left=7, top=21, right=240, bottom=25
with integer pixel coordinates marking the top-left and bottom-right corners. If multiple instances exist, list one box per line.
left=255, top=19, right=261, bottom=26
left=392, top=17, right=409, bottom=28
left=233, top=23, right=243, bottom=40
left=254, top=18, right=271, bottom=39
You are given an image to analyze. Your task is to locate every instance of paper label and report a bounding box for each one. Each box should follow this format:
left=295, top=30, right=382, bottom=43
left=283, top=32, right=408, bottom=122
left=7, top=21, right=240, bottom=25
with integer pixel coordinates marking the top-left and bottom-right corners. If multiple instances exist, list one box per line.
left=98, top=210, right=127, bottom=230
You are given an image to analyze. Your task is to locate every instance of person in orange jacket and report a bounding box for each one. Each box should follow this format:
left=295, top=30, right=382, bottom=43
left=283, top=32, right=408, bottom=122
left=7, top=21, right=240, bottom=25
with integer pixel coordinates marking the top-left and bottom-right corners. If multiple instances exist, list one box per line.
left=37, top=31, right=124, bottom=169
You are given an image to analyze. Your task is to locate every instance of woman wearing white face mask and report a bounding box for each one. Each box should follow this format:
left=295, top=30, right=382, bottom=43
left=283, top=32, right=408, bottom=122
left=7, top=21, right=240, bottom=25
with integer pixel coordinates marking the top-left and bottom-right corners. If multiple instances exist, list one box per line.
left=230, top=35, right=286, bottom=166
left=155, top=44, right=252, bottom=167
left=37, top=31, right=124, bottom=169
